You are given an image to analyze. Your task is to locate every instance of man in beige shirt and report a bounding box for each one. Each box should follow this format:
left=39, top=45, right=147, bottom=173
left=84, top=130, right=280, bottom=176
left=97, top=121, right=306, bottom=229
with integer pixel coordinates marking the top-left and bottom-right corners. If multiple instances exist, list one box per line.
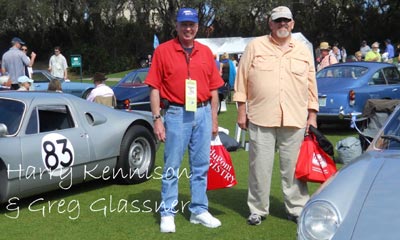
left=233, top=6, right=319, bottom=225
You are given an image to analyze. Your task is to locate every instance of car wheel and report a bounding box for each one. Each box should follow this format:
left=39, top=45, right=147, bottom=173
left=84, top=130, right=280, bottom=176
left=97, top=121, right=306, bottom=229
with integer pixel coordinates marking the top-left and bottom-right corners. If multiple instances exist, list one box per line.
left=82, top=88, right=93, bottom=99
left=117, top=125, right=156, bottom=184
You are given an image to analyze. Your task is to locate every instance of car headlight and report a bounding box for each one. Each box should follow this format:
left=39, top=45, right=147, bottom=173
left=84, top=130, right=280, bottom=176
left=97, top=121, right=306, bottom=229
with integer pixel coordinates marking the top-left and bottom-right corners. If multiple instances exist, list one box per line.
left=298, top=200, right=340, bottom=240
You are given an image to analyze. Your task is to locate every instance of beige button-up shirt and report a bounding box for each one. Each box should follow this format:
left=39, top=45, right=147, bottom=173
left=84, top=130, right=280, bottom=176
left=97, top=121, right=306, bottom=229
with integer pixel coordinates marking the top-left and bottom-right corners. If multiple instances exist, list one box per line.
left=233, top=35, right=319, bottom=128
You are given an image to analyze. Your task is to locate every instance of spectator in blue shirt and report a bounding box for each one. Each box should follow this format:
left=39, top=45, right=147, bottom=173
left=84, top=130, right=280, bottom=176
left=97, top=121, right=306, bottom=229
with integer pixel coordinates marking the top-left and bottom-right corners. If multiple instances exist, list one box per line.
left=384, top=39, right=395, bottom=63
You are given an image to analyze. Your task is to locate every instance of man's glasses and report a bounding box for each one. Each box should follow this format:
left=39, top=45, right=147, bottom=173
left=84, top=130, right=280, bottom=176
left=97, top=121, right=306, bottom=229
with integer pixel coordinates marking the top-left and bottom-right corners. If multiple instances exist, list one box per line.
left=273, top=18, right=291, bottom=23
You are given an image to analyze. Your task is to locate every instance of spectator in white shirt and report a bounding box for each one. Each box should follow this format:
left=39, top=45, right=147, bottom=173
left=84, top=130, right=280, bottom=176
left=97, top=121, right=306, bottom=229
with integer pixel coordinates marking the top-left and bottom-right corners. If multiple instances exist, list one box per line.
left=86, top=72, right=115, bottom=104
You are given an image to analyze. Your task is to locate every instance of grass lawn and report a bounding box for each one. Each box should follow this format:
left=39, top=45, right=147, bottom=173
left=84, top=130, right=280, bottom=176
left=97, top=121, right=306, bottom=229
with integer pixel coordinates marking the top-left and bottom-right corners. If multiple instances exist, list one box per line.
left=0, top=103, right=354, bottom=240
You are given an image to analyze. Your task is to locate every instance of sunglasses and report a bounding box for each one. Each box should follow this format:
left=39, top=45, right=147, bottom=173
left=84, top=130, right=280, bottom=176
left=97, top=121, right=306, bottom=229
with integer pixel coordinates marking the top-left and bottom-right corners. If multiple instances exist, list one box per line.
left=273, top=18, right=291, bottom=23
left=21, top=48, right=27, bottom=51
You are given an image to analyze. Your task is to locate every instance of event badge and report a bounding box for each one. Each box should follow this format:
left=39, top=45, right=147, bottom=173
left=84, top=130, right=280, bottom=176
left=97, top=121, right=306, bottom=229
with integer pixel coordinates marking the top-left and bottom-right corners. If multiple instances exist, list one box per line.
left=185, top=79, right=197, bottom=112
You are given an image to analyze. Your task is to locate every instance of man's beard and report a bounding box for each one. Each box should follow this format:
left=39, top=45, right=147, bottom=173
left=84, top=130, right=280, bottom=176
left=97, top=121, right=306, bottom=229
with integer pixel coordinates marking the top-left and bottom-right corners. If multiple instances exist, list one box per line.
left=276, top=29, right=290, bottom=38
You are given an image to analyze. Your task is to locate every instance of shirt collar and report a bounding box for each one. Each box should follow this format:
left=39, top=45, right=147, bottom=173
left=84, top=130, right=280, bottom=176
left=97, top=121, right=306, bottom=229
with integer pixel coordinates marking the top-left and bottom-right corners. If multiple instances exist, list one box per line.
left=173, top=37, right=198, bottom=54
left=268, top=34, right=295, bottom=48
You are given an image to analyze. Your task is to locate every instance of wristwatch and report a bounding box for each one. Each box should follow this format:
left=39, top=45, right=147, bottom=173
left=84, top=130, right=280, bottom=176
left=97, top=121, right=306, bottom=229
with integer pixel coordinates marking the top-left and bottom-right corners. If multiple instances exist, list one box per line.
left=152, top=114, right=161, bottom=121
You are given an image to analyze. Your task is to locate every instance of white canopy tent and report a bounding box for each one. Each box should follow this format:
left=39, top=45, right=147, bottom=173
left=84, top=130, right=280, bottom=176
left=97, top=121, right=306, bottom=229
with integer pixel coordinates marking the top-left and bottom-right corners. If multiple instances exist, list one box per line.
left=196, top=32, right=314, bottom=58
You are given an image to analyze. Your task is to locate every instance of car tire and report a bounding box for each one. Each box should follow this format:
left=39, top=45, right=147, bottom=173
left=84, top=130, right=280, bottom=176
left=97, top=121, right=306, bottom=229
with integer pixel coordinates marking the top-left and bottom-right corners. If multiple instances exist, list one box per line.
left=116, top=125, right=156, bottom=184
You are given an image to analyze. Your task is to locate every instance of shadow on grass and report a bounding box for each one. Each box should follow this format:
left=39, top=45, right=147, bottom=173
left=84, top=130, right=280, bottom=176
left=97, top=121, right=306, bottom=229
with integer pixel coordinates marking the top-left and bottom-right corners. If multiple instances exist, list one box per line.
left=318, top=122, right=358, bottom=136
left=208, top=188, right=289, bottom=221
left=127, top=190, right=194, bottom=224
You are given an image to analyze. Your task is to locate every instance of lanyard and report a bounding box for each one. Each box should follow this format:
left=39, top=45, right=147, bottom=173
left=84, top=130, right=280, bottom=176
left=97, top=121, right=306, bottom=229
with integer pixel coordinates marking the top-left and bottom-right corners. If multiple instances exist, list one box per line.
left=183, top=47, right=193, bottom=79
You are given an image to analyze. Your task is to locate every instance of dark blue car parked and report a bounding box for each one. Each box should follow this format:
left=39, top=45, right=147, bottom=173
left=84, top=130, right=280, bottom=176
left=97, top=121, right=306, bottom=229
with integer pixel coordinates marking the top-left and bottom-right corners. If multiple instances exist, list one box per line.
left=113, top=68, right=229, bottom=113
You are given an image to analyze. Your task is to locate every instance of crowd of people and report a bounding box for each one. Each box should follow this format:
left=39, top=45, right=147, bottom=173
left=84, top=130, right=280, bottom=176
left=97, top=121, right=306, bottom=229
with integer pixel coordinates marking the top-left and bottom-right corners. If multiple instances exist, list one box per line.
left=315, top=38, right=399, bottom=71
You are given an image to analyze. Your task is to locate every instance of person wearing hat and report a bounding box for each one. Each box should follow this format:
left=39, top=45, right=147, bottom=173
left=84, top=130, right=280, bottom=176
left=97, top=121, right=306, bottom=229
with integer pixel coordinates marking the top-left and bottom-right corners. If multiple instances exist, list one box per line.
left=317, top=41, right=338, bottom=71
left=16, top=75, right=33, bottom=91
left=1, top=37, right=36, bottom=90
left=145, top=7, right=224, bottom=233
left=86, top=72, right=115, bottom=105
left=365, top=42, right=381, bottom=62
left=234, top=5, right=318, bottom=226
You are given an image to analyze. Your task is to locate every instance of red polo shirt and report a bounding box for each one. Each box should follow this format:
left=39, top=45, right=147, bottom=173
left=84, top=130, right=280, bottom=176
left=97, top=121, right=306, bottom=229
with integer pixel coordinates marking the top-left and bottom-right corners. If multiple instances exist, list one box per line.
left=145, top=38, right=224, bottom=104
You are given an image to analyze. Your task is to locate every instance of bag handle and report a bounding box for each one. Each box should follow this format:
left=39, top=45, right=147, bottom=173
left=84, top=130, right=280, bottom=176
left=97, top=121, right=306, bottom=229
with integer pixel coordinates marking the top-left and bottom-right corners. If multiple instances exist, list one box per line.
left=211, top=135, right=223, bottom=146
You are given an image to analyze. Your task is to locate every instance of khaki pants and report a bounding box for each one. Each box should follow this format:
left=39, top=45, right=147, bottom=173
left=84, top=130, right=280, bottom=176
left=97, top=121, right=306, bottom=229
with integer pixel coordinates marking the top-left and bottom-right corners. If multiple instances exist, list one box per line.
left=247, top=122, right=309, bottom=217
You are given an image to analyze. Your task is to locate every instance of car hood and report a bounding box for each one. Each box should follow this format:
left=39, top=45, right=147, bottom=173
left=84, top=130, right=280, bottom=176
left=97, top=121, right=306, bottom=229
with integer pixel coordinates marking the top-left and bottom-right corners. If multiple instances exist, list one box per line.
left=319, top=151, right=400, bottom=240
left=350, top=151, right=400, bottom=239
left=318, top=77, right=364, bottom=93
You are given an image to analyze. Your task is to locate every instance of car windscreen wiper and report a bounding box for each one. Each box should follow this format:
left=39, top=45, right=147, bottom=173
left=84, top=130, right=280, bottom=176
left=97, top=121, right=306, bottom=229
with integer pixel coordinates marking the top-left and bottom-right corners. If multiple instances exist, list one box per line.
left=381, top=135, right=400, bottom=143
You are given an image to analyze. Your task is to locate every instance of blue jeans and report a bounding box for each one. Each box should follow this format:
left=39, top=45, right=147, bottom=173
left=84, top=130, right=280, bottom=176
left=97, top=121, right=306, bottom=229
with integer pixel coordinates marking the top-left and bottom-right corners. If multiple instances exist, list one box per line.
left=160, top=104, right=212, bottom=216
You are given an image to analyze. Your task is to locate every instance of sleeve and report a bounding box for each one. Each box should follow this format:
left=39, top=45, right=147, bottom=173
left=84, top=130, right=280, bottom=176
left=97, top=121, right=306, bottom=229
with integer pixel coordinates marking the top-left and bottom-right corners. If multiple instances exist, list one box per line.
left=86, top=88, right=96, bottom=102
left=144, top=47, right=162, bottom=89
left=49, top=56, right=53, bottom=68
left=206, top=48, right=224, bottom=91
left=233, top=41, right=254, bottom=102
left=63, top=56, right=68, bottom=69
left=21, top=53, right=30, bottom=66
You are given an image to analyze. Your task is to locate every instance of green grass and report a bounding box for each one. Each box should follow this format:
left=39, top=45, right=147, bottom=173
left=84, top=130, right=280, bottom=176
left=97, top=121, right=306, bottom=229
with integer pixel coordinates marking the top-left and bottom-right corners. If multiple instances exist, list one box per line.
left=0, top=103, right=354, bottom=240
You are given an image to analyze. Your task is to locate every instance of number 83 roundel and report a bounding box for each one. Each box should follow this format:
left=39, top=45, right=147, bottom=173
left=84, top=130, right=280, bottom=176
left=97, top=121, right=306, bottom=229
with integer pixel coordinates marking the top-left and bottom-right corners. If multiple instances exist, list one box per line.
left=41, top=133, right=75, bottom=172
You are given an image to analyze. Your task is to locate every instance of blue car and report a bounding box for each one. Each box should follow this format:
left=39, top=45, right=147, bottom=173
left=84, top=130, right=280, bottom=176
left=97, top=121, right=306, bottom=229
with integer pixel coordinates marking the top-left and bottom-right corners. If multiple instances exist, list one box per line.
left=112, top=68, right=151, bottom=111
left=32, top=70, right=94, bottom=98
left=317, top=62, right=400, bottom=123
left=113, top=68, right=229, bottom=113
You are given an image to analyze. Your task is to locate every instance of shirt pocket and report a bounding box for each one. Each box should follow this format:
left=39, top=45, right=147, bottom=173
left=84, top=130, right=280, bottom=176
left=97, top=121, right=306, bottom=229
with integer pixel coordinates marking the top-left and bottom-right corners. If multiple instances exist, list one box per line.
left=252, top=55, right=275, bottom=71
left=291, top=57, right=309, bottom=76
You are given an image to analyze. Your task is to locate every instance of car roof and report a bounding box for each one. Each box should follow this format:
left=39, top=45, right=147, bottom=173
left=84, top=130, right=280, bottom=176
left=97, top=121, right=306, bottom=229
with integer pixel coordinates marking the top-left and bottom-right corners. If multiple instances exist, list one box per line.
left=323, top=61, right=395, bottom=70
left=0, top=91, right=80, bottom=103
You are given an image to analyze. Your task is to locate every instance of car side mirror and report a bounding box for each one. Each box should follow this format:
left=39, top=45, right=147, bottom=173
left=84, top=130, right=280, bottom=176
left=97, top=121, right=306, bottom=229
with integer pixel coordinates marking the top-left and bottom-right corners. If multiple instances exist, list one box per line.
left=0, top=123, right=8, bottom=137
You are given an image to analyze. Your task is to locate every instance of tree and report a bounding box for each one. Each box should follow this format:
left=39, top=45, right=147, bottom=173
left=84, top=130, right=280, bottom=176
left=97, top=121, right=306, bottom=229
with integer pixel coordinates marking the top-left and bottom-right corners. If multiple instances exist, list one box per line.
left=1, top=0, right=400, bottom=73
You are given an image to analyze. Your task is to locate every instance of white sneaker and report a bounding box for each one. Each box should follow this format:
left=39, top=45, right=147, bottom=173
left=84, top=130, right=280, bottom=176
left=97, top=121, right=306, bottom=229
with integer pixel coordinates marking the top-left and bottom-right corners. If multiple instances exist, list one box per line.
left=160, top=216, right=175, bottom=233
left=190, top=211, right=221, bottom=228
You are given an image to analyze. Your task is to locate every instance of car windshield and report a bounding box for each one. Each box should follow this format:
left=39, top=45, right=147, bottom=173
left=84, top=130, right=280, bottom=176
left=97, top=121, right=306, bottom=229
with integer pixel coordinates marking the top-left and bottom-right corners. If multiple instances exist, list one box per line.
left=375, top=108, right=400, bottom=150
left=119, top=71, right=148, bottom=85
left=317, top=66, right=368, bottom=79
left=32, top=72, right=50, bottom=83
left=0, top=98, right=25, bottom=135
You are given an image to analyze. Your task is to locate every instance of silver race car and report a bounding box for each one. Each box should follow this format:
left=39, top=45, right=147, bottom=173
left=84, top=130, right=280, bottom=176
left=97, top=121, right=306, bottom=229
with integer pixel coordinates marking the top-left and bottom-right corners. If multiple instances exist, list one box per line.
left=0, top=91, right=157, bottom=203
left=298, top=104, right=400, bottom=240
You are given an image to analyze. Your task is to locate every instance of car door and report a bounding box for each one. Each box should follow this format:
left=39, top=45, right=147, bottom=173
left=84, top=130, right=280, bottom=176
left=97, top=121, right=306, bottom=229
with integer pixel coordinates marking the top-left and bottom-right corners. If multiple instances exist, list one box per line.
left=382, top=67, right=400, bottom=99
left=19, top=103, right=90, bottom=196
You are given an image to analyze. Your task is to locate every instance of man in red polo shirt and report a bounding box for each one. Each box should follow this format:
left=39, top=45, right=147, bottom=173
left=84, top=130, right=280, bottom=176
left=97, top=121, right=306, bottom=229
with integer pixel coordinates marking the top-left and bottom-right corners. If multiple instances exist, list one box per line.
left=145, top=7, right=224, bottom=233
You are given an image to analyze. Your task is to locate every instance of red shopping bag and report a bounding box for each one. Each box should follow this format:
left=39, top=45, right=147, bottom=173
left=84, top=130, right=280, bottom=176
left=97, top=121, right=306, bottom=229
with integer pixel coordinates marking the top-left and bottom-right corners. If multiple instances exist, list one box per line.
left=207, top=135, right=238, bottom=190
left=295, top=134, right=337, bottom=183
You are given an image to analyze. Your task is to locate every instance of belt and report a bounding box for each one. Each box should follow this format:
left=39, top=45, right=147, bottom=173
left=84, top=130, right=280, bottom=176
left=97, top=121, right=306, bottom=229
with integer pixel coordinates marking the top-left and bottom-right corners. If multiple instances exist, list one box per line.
left=169, top=100, right=210, bottom=108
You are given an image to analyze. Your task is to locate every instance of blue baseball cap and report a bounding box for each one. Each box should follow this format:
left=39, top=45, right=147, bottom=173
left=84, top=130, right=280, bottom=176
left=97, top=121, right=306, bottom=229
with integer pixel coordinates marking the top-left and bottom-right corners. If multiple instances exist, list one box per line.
left=176, top=8, right=198, bottom=23
left=11, top=37, right=25, bottom=45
